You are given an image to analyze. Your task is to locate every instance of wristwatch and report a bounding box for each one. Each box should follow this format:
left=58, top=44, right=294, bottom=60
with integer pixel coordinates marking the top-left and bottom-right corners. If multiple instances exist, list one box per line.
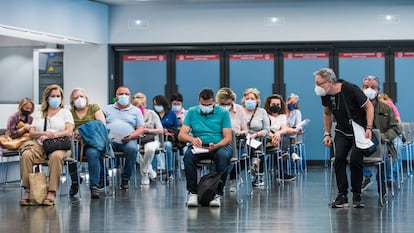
left=324, top=131, right=331, bottom=138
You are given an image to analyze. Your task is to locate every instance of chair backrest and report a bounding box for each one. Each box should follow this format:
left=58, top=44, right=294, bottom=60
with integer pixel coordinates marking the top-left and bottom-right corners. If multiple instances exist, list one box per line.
left=231, top=130, right=238, bottom=159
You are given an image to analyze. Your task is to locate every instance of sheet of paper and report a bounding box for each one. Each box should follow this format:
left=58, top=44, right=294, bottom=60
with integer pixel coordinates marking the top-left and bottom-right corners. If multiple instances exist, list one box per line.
left=352, top=121, right=374, bottom=149
left=245, top=135, right=262, bottom=149
left=191, top=146, right=210, bottom=154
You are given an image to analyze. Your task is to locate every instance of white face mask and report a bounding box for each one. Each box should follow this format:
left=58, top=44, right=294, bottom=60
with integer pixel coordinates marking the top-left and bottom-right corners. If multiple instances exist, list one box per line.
left=314, top=85, right=328, bottom=96
left=363, top=88, right=377, bottom=100
left=74, top=97, right=87, bottom=109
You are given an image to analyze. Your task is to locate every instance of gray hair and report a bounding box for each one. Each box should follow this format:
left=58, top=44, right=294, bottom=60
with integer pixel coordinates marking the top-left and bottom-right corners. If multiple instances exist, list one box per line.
left=313, top=68, right=338, bottom=83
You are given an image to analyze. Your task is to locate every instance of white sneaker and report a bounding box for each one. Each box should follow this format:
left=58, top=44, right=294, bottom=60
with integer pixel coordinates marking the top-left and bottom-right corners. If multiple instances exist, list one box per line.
left=291, top=152, right=302, bottom=161
left=148, top=169, right=157, bottom=181
left=187, top=193, right=199, bottom=207
left=141, top=173, right=150, bottom=185
left=209, top=194, right=221, bottom=207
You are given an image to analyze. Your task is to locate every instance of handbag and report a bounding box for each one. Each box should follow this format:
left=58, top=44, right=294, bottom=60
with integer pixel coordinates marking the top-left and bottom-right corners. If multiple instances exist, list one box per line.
left=29, top=165, right=48, bottom=205
left=0, top=133, right=31, bottom=150
left=42, top=117, right=71, bottom=154
left=139, top=134, right=155, bottom=145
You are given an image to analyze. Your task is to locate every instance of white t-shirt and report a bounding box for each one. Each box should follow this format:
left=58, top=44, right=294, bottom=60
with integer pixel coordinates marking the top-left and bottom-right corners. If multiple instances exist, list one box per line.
left=32, top=108, right=74, bottom=132
left=269, top=114, right=287, bottom=133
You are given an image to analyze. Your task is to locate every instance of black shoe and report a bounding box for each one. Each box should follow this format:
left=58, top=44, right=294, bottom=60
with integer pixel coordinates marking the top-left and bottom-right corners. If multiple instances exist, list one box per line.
left=331, top=194, right=349, bottom=208
left=283, top=173, right=296, bottom=182
left=361, top=177, right=373, bottom=191
left=98, top=179, right=110, bottom=189
left=352, top=193, right=365, bottom=208
left=69, top=177, right=84, bottom=197
left=91, top=187, right=100, bottom=199
left=120, top=179, right=129, bottom=190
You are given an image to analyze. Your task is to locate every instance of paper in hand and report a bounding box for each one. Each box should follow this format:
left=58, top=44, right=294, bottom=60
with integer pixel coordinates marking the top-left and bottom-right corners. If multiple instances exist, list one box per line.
left=351, top=121, right=374, bottom=149
left=191, top=146, right=209, bottom=154
left=246, top=134, right=262, bottom=149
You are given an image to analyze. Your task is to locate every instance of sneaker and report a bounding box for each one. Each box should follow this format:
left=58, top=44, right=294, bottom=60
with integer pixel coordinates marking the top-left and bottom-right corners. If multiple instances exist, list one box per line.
left=229, top=180, right=236, bottom=192
left=361, top=177, right=373, bottom=191
left=91, top=187, right=100, bottom=199
left=277, top=173, right=296, bottom=182
left=209, top=194, right=221, bottom=207
left=141, top=173, right=150, bottom=185
left=252, top=176, right=264, bottom=187
left=291, top=152, right=302, bottom=161
left=331, top=193, right=349, bottom=208
left=187, top=193, right=198, bottom=207
left=352, top=193, right=365, bottom=208
left=148, top=169, right=157, bottom=181
left=120, top=179, right=129, bottom=190
left=98, top=179, right=111, bottom=191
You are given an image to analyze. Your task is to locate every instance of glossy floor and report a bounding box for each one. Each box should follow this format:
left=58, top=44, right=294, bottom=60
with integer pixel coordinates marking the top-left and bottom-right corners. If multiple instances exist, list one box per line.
left=1, top=167, right=413, bottom=233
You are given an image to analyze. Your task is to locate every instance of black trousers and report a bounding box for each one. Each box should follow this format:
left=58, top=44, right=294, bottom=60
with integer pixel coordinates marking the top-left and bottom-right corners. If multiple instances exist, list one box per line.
left=334, top=133, right=364, bottom=195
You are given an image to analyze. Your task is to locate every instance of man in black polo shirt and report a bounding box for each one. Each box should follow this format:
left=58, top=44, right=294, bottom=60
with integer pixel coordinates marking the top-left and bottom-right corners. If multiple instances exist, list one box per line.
left=314, top=68, right=374, bottom=208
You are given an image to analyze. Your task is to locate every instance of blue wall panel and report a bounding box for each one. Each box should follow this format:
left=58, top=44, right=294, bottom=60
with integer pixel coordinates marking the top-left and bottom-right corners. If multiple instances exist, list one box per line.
left=176, top=56, right=220, bottom=108
left=123, top=55, right=167, bottom=107
left=395, top=53, right=414, bottom=122
left=229, top=54, right=274, bottom=105
left=284, top=53, right=329, bottom=160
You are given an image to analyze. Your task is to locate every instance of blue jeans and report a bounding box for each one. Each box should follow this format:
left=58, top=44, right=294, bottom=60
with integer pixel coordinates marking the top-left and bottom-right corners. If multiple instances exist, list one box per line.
left=151, top=141, right=174, bottom=172
left=183, top=145, right=232, bottom=195
left=85, top=146, right=103, bottom=189
left=112, top=140, right=138, bottom=181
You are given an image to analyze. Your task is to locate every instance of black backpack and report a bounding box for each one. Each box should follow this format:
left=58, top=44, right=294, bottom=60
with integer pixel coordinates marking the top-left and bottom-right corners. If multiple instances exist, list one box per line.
left=197, top=169, right=227, bottom=206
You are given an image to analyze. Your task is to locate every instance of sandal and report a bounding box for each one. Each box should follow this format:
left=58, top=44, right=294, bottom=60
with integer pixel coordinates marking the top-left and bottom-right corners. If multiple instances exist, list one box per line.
left=42, top=199, right=55, bottom=206
left=42, top=191, right=56, bottom=206
left=20, top=199, right=32, bottom=206
left=20, top=191, right=32, bottom=206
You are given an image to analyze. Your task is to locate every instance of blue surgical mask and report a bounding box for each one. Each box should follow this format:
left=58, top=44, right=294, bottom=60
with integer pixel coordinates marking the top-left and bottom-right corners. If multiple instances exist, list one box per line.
left=200, top=104, right=214, bottom=114
left=171, top=104, right=182, bottom=112
left=288, top=103, right=295, bottom=111
left=48, top=97, right=61, bottom=108
left=117, top=95, right=130, bottom=106
left=154, top=105, right=164, bottom=113
left=244, top=100, right=257, bottom=110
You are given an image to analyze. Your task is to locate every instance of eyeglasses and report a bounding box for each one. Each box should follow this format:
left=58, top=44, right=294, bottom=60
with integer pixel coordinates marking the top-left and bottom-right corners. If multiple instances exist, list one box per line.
left=316, top=80, right=328, bottom=86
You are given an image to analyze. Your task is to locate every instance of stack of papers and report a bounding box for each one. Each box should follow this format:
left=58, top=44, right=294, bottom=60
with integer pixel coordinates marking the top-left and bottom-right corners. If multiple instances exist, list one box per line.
left=191, top=146, right=209, bottom=154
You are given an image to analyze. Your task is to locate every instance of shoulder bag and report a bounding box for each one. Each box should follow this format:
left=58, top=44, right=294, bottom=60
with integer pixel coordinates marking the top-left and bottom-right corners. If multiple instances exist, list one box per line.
left=42, top=116, right=71, bottom=154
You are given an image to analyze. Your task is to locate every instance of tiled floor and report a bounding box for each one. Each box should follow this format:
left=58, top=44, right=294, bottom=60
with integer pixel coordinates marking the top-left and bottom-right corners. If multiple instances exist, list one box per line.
left=1, top=167, right=413, bottom=233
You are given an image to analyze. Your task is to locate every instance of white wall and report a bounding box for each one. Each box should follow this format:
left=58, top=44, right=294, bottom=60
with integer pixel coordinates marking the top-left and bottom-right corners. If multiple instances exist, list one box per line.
left=0, top=0, right=108, bottom=43
left=109, top=2, right=414, bottom=43
left=0, top=44, right=108, bottom=128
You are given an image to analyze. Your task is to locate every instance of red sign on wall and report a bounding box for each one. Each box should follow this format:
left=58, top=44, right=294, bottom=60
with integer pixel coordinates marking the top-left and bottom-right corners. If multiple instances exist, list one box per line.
left=123, top=55, right=167, bottom=61
left=284, top=52, right=329, bottom=59
left=176, top=54, right=220, bottom=61
left=339, top=52, right=384, bottom=58
left=230, top=54, right=274, bottom=60
left=395, top=52, right=414, bottom=58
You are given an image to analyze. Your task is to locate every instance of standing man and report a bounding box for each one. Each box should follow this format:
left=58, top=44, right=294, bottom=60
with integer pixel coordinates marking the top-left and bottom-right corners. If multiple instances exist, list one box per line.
left=314, top=68, right=374, bottom=208
left=103, top=86, right=144, bottom=190
left=179, top=88, right=233, bottom=208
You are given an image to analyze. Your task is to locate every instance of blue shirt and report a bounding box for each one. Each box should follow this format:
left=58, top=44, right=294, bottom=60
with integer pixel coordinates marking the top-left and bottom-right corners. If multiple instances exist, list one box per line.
left=103, top=104, right=144, bottom=138
left=183, top=105, right=231, bottom=144
left=160, top=110, right=180, bottom=129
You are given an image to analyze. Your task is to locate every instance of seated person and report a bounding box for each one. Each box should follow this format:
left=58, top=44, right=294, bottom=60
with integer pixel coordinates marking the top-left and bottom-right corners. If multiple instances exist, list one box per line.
left=179, top=88, right=233, bottom=208
left=6, top=97, right=34, bottom=139
left=103, top=86, right=144, bottom=190
left=152, top=95, right=180, bottom=178
left=20, top=85, right=74, bottom=206
left=70, top=88, right=107, bottom=198
left=132, top=92, right=164, bottom=185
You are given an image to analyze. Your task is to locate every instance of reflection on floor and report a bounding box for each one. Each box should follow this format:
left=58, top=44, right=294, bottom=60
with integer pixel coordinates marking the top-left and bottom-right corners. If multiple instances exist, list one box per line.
left=1, top=167, right=413, bottom=233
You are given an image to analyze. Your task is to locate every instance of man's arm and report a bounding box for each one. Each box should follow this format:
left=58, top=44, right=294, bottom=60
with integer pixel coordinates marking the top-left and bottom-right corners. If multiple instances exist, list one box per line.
left=323, top=106, right=333, bottom=146
left=178, top=125, right=202, bottom=147
left=122, top=125, right=144, bottom=143
left=363, top=100, right=374, bottom=139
